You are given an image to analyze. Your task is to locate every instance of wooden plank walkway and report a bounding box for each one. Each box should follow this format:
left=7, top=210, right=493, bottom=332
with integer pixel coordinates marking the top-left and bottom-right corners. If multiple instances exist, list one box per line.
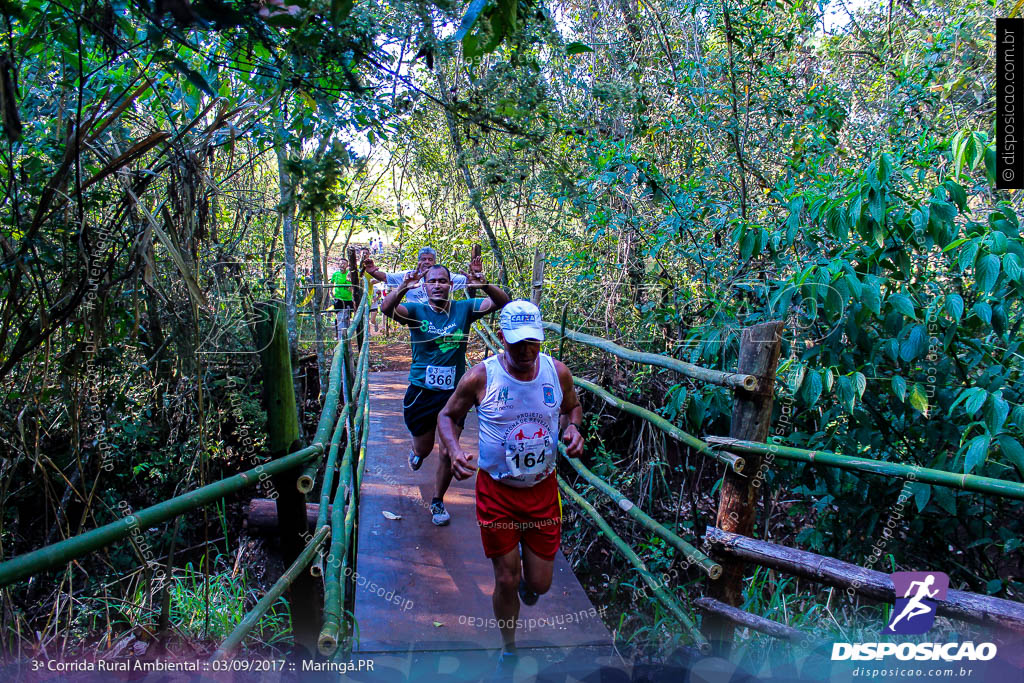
left=349, top=371, right=627, bottom=681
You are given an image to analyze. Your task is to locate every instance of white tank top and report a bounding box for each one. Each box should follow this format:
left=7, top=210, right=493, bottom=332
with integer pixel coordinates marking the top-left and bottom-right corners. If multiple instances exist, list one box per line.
left=477, top=353, right=563, bottom=488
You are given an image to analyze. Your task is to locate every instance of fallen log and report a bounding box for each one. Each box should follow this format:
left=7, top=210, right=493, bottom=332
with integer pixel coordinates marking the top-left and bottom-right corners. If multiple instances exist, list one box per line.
left=245, top=499, right=329, bottom=533
left=704, top=527, right=1024, bottom=633
left=694, top=597, right=808, bottom=644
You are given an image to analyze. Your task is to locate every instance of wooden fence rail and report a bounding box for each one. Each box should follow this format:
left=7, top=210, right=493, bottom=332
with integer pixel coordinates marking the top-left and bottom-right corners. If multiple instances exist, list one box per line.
left=704, top=527, right=1024, bottom=633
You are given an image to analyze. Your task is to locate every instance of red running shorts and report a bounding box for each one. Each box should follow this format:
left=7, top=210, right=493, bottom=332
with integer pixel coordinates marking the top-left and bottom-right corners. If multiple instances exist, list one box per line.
left=475, top=470, right=561, bottom=561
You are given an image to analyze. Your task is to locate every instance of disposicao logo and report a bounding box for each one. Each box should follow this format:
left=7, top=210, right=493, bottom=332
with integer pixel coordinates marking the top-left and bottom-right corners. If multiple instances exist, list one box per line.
left=831, top=570, right=998, bottom=662
left=885, top=571, right=948, bottom=635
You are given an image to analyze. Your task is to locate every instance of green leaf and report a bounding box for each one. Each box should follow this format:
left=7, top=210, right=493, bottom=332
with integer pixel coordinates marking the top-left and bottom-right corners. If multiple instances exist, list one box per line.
left=900, top=324, right=926, bottom=362
left=891, top=375, right=907, bottom=402
left=878, top=152, right=893, bottom=185
left=964, top=434, right=990, bottom=473
left=789, top=363, right=806, bottom=394
left=976, top=253, right=1000, bottom=293
left=862, top=277, right=881, bottom=315
left=803, top=370, right=823, bottom=407
left=997, top=435, right=1024, bottom=477
left=888, top=293, right=916, bottom=319
left=944, top=181, right=968, bottom=210
left=944, top=293, right=964, bottom=322
left=930, top=199, right=956, bottom=228
left=986, top=579, right=1003, bottom=595
left=909, top=482, right=931, bottom=513
left=853, top=372, right=867, bottom=399
left=987, top=394, right=1010, bottom=433
left=844, top=272, right=862, bottom=298
left=932, top=486, right=957, bottom=515
left=1004, top=253, right=1022, bottom=282
left=908, top=383, right=929, bottom=415
left=989, top=231, right=1008, bottom=255
left=169, top=58, right=217, bottom=97
left=836, top=375, right=855, bottom=412
left=868, top=188, right=885, bottom=225
left=965, top=389, right=988, bottom=416
left=972, top=301, right=992, bottom=325
left=1012, top=405, right=1024, bottom=427
left=565, top=42, right=594, bottom=55
left=958, top=240, right=979, bottom=272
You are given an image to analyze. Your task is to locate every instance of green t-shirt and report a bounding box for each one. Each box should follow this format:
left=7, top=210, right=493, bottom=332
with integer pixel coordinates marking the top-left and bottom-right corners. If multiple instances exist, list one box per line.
left=405, top=299, right=490, bottom=390
left=331, top=270, right=353, bottom=301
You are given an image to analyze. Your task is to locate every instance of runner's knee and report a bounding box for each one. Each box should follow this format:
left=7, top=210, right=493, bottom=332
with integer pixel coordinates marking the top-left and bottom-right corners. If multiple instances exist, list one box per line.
left=526, top=574, right=552, bottom=595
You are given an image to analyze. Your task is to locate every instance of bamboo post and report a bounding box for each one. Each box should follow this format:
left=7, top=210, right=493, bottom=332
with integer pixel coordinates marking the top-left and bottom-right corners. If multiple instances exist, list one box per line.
left=703, top=321, right=782, bottom=655
left=348, top=247, right=364, bottom=352
left=530, top=248, right=545, bottom=306
left=703, top=527, right=1024, bottom=633
left=210, top=525, right=330, bottom=660
left=558, top=476, right=710, bottom=653
left=257, top=300, right=321, bottom=653
left=573, top=377, right=744, bottom=473
left=703, top=437, right=1024, bottom=501
left=0, top=446, right=322, bottom=588
left=468, top=244, right=482, bottom=298
left=543, top=322, right=758, bottom=390
left=559, top=445, right=721, bottom=578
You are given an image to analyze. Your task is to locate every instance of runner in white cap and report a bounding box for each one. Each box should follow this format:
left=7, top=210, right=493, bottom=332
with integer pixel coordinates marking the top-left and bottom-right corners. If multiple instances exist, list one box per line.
left=437, top=300, right=584, bottom=675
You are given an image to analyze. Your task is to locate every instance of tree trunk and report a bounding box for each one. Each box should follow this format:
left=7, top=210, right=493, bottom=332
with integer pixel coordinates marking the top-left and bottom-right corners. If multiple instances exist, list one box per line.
left=310, top=212, right=327, bottom=403
left=427, top=29, right=510, bottom=290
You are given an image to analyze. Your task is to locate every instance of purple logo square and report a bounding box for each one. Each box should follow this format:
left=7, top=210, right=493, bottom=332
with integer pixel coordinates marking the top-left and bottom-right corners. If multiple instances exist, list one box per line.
left=884, top=571, right=949, bottom=634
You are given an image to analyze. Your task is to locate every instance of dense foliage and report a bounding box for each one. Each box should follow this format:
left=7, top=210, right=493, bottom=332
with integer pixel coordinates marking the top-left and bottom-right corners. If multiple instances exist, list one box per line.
left=0, top=0, right=1018, bottom=661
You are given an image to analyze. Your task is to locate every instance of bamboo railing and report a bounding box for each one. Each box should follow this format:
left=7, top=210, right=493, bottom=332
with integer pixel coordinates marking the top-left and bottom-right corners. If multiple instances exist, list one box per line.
left=475, top=309, right=1024, bottom=652
left=0, top=288, right=374, bottom=663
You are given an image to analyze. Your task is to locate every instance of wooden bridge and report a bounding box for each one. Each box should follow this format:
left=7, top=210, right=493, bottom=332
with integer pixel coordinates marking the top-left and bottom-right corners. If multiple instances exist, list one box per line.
left=348, top=371, right=621, bottom=680
left=1, top=270, right=1023, bottom=680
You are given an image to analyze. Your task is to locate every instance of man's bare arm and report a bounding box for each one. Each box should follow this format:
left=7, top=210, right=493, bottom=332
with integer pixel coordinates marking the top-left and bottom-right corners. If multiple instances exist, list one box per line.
left=381, top=266, right=425, bottom=325
left=439, top=365, right=486, bottom=480
left=554, top=360, right=584, bottom=458
left=361, top=258, right=387, bottom=282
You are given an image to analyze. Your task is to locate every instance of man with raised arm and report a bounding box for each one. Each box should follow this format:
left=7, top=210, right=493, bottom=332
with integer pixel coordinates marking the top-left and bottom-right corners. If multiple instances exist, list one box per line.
left=363, top=246, right=471, bottom=304
left=381, top=258, right=509, bottom=526
left=437, top=300, right=584, bottom=676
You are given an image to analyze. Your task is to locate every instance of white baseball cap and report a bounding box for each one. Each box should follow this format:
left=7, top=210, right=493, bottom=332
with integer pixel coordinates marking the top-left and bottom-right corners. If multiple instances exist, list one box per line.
left=500, top=300, right=545, bottom=344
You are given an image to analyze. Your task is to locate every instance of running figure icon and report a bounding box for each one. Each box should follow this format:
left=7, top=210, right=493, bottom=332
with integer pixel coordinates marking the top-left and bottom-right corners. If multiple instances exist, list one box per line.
left=884, top=571, right=949, bottom=634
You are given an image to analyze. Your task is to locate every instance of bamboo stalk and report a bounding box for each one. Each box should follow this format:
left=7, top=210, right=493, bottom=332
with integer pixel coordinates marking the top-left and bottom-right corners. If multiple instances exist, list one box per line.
left=704, top=527, right=1024, bottom=633
left=301, top=329, right=371, bottom=493
left=210, top=525, right=330, bottom=660
left=557, top=476, right=710, bottom=652
left=319, top=370, right=369, bottom=655
left=310, top=403, right=349, bottom=542
left=319, top=427, right=356, bottom=655
left=705, top=437, right=1024, bottom=501
left=0, top=445, right=322, bottom=588
left=694, top=597, right=808, bottom=645
left=338, top=348, right=373, bottom=656
left=310, top=341, right=346, bottom=450
left=475, top=322, right=502, bottom=353
left=559, top=446, right=721, bottom=578
left=542, top=321, right=758, bottom=391
left=574, top=377, right=744, bottom=473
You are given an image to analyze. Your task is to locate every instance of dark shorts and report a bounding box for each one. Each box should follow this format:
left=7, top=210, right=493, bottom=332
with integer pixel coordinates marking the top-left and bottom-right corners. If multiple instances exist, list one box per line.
left=476, top=471, right=561, bottom=561
left=334, top=299, right=354, bottom=311
left=403, top=385, right=464, bottom=437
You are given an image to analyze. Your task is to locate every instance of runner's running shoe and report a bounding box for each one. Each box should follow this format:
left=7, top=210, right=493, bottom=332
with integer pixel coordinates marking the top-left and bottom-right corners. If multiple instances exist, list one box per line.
left=430, top=500, right=450, bottom=526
